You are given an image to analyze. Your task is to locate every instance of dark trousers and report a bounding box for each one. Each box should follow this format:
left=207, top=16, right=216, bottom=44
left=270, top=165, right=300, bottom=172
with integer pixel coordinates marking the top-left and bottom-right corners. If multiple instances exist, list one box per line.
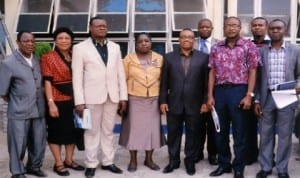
left=196, top=113, right=217, bottom=157
left=245, top=110, right=259, bottom=162
left=166, top=112, right=202, bottom=165
left=214, top=85, right=247, bottom=172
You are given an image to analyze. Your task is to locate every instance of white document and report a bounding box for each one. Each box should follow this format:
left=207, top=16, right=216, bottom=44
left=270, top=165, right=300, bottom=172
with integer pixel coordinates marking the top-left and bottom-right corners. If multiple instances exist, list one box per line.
left=271, top=89, right=299, bottom=109
left=211, top=106, right=220, bottom=133
left=74, top=109, right=92, bottom=129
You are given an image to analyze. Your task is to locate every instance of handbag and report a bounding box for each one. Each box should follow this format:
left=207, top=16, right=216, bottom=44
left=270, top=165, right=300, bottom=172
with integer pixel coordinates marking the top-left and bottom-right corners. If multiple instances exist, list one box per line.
left=73, top=109, right=92, bottom=129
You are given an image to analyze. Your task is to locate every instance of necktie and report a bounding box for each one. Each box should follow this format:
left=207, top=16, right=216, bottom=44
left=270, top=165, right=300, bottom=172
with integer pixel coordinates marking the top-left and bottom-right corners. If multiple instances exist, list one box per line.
left=199, top=39, right=208, bottom=54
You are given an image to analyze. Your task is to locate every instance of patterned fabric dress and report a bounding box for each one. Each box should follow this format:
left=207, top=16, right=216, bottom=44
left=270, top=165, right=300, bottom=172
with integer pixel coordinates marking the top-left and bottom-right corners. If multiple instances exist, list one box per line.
left=41, top=49, right=80, bottom=145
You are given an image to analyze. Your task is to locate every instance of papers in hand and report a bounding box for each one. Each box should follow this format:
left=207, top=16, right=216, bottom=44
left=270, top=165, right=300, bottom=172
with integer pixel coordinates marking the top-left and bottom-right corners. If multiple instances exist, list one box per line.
left=74, top=109, right=92, bottom=129
left=211, top=106, right=220, bottom=133
left=271, top=89, right=298, bottom=109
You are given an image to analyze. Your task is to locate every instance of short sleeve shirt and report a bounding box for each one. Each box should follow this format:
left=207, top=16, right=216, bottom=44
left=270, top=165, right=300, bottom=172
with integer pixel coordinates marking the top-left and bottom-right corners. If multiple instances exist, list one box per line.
left=209, top=37, right=260, bottom=85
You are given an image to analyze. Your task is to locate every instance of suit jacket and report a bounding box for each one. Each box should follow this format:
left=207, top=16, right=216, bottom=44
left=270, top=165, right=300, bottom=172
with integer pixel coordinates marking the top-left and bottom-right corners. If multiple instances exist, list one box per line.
left=0, top=50, right=45, bottom=119
left=255, top=43, right=300, bottom=107
left=159, top=49, right=209, bottom=115
left=193, top=37, right=218, bottom=53
left=72, top=37, right=127, bottom=105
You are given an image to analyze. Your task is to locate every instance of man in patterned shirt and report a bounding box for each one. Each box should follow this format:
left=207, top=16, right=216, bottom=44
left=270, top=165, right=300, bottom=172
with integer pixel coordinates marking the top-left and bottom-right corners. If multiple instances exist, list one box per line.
left=207, top=16, right=260, bottom=178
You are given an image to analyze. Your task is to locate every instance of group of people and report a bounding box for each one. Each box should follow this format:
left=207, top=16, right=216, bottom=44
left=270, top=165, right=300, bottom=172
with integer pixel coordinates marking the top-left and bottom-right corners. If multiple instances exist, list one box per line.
left=0, top=15, right=299, bottom=178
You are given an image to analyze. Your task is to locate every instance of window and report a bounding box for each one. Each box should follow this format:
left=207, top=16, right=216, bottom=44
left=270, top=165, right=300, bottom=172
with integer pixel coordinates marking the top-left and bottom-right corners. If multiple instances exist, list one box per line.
left=133, top=0, right=167, bottom=32
left=95, top=0, right=128, bottom=33
left=15, top=0, right=54, bottom=33
left=53, top=0, right=91, bottom=33
left=237, top=0, right=254, bottom=36
left=172, top=0, right=207, bottom=31
left=261, top=0, right=291, bottom=36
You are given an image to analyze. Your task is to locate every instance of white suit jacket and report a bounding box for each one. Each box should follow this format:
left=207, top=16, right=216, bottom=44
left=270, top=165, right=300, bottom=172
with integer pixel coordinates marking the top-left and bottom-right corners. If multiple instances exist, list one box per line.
left=72, top=37, right=128, bottom=105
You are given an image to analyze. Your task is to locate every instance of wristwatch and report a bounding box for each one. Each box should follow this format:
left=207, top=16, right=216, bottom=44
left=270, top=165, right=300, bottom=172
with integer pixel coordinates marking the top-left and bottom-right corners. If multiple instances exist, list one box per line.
left=246, top=92, right=255, bottom=97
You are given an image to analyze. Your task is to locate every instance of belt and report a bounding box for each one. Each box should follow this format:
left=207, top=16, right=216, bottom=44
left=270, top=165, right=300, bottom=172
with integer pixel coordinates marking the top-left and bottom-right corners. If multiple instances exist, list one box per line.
left=216, top=83, right=247, bottom=88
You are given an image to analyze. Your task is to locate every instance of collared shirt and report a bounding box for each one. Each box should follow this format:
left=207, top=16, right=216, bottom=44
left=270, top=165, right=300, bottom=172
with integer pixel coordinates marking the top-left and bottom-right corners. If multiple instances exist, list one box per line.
left=181, top=50, right=193, bottom=76
left=209, top=37, right=260, bottom=85
left=17, top=49, right=33, bottom=67
left=251, top=39, right=270, bottom=48
left=92, top=38, right=108, bottom=65
left=198, top=36, right=212, bottom=53
left=268, top=42, right=286, bottom=89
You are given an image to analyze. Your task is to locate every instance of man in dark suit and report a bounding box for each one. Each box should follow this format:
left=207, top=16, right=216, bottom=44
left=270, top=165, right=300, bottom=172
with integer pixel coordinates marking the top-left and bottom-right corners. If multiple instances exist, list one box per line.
left=159, top=28, right=209, bottom=175
left=254, top=19, right=300, bottom=178
left=193, top=18, right=218, bottom=165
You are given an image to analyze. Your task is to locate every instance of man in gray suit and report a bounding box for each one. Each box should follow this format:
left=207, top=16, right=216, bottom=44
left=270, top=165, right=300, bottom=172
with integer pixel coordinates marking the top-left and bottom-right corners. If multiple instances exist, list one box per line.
left=0, top=31, right=47, bottom=178
left=254, top=19, right=300, bottom=178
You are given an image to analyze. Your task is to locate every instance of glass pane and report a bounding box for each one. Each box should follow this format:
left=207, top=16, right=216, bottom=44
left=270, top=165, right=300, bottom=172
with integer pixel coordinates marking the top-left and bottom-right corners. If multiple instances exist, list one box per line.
left=237, top=0, right=253, bottom=14
left=173, top=0, right=204, bottom=12
left=174, top=14, right=205, bottom=30
left=21, top=0, right=52, bottom=13
left=115, top=42, right=128, bottom=58
left=135, top=0, right=165, bottom=12
left=16, top=14, right=50, bottom=32
left=239, top=16, right=254, bottom=37
left=262, top=0, right=290, bottom=15
left=97, top=0, right=127, bottom=12
left=59, top=0, right=90, bottom=12
left=56, top=14, right=89, bottom=32
left=97, top=14, right=127, bottom=32
left=152, top=42, right=165, bottom=55
left=135, top=15, right=166, bottom=31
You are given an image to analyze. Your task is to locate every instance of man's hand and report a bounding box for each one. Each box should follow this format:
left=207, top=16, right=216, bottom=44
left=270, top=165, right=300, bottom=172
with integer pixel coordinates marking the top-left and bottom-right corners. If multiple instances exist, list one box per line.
left=206, top=95, right=215, bottom=110
left=200, top=104, right=210, bottom=113
left=160, top=104, right=169, bottom=115
left=118, top=100, right=127, bottom=116
left=239, top=95, right=252, bottom=110
left=75, top=104, right=85, bottom=118
left=254, top=103, right=263, bottom=117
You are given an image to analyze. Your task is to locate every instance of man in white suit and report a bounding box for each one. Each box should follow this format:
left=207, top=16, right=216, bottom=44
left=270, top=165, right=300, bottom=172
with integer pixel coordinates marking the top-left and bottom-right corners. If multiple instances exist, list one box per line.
left=72, top=16, right=128, bottom=178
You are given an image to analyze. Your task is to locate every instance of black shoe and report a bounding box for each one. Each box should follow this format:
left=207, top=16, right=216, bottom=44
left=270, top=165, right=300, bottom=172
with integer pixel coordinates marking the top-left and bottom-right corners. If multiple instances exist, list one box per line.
left=162, top=163, right=180, bottom=173
left=278, top=173, right=289, bottom=178
left=127, top=162, right=137, bottom=172
left=84, top=168, right=96, bottom=178
left=208, top=155, right=218, bottom=165
left=64, top=161, right=85, bottom=171
left=101, top=164, right=123, bottom=174
left=256, top=170, right=272, bottom=178
left=209, top=166, right=232, bottom=177
left=184, top=161, right=195, bottom=175
left=234, top=171, right=244, bottom=178
left=144, top=161, right=160, bottom=171
left=194, top=153, right=204, bottom=163
left=26, top=168, right=47, bottom=177
left=11, top=174, right=26, bottom=178
left=53, top=164, right=70, bottom=176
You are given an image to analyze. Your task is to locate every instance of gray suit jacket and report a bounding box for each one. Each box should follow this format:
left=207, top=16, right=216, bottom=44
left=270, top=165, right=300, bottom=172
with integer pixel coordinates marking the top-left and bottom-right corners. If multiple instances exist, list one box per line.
left=193, top=37, right=218, bottom=53
left=0, top=50, right=45, bottom=119
left=255, top=43, right=300, bottom=107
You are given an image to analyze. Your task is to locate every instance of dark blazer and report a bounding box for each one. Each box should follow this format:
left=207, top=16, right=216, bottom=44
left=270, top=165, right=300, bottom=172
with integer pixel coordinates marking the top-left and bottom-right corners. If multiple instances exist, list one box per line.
left=255, top=43, right=300, bottom=107
left=159, top=49, right=208, bottom=115
left=0, top=50, right=45, bottom=119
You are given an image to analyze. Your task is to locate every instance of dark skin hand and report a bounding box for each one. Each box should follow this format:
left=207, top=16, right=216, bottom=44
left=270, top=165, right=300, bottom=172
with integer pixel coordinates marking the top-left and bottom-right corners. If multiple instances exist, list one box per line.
left=75, top=104, right=85, bottom=118
left=118, top=100, right=127, bottom=116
